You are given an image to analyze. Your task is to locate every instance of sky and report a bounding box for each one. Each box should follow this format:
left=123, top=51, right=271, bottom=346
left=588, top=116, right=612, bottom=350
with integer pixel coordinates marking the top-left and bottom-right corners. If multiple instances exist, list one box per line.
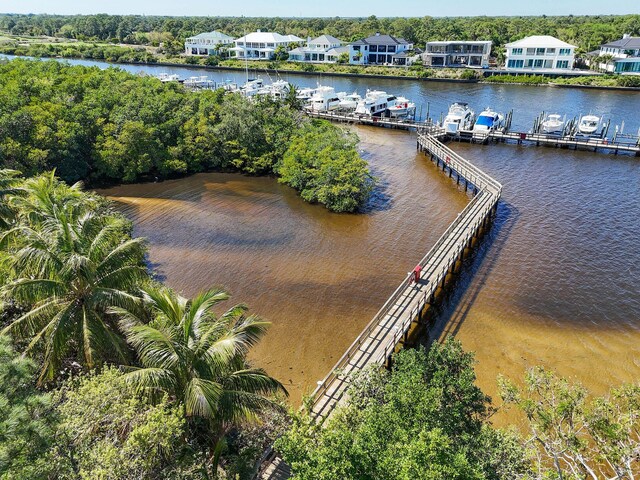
left=0, top=0, right=638, bottom=17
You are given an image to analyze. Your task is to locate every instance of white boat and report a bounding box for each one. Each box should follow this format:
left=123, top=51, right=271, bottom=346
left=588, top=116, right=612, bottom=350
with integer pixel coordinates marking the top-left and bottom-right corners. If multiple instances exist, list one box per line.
left=156, top=73, right=180, bottom=83
left=473, top=108, right=505, bottom=132
left=541, top=114, right=565, bottom=134
left=296, top=87, right=316, bottom=102
left=443, top=102, right=475, bottom=134
left=184, top=75, right=214, bottom=88
left=255, top=80, right=290, bottom=100
left=337, top=92, right=362, bottom=111
left=387, top=96, right=416, bottom=118
left=240, top=78, right=264, bottom=97
left=355, top=90, right=398, bottom=116
left=305, top=86, right=341, bottom=112
left=577, top=114, right=601, bottom=136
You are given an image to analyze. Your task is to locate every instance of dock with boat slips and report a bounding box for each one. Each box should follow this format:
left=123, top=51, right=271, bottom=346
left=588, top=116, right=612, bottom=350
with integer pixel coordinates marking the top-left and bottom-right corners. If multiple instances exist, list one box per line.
left=304, top=110, right=640, bottom=156
left=257, top=133, right=502, bottom=479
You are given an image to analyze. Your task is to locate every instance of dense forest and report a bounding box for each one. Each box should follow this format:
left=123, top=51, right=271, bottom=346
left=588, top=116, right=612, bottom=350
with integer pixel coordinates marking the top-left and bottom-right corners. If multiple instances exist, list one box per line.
left=0, top=59, right=373, bottom=212
left=2, top=13, right=640, bottom=52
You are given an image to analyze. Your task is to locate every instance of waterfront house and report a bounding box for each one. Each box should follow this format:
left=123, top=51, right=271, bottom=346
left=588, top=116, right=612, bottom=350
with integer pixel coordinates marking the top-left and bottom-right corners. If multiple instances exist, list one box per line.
left=593, top=34, right=640, bottom=74
left=184, top=31, right=234, bottom=56
left=504, top=36, right=576, bottom=71
left=229, top=31, right=304, bottom=60
left=287, top=34, right=348, bottom=63
left=348, top=33, right=413, bottom=65
left=423, top=40, right=492, bottom=68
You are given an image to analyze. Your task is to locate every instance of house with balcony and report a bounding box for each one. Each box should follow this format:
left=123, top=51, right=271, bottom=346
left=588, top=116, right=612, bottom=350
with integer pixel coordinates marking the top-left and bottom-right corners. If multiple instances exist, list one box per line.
left=287, top=34, right=348, bottom=63
left=423, top=40, right=492, bottom=68
left=348, top=33, right=413, bottom=65
left=592, top=34, right=640, bottom=74
left=504, top=36, right=576, bottom=71
left=229, top=30, right=304, bottom=60
left=184, top=31, right=234, bottom=56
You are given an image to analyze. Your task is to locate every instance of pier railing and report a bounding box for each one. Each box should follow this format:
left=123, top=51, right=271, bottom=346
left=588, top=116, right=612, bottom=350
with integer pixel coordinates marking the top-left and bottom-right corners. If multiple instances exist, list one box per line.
left=258, top=133, right=502, bottom=478
left=309, top=134, right=501, bottom=419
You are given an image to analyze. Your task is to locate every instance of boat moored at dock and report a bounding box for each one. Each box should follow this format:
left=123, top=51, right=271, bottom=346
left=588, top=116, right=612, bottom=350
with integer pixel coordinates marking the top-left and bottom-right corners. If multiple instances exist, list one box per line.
left=443, top=102, right=475, bottom=134
left=577, top=115, right=602, bottom=136
left=355, top=90, right=398, bottom=117
left=473, top=108, right=505, bottom=132
left=541, top=113, right=565, bottom=134
left=387, top=96, right=416, bottom=118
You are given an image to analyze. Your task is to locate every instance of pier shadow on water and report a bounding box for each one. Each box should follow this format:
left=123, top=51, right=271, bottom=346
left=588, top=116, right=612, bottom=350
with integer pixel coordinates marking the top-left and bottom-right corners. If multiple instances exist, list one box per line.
left=419, top=200, right=521, bottom=345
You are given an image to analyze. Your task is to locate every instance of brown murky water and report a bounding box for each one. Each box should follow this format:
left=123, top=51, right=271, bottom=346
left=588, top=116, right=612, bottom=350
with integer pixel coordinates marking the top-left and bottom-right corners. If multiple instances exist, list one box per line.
left=98, top=126, right=640, bottom=411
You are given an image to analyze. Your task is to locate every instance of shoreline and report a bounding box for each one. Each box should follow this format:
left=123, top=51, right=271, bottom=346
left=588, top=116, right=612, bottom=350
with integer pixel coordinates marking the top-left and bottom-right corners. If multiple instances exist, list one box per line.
left=4, top=53, right=640, bottom=91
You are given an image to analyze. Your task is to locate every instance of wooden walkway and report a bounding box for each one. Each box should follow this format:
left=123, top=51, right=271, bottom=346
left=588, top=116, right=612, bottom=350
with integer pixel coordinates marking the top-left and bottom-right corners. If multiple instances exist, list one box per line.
left=258, top=133, right=502, bottom=479
left=452, top=129, right=640, bottom=155
left=304, top=110, right=431, bottom=130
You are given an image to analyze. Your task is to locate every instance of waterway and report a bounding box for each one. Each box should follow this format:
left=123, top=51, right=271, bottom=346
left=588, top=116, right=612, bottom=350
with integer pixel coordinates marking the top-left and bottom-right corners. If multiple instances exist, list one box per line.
left=10, top=55, right=639, bottom=409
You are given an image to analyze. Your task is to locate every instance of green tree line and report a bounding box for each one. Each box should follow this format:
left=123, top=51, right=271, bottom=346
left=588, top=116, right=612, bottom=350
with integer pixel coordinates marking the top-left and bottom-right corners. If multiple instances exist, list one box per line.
left=0, top=59, right=373, bottom=212
left=2, top=13, right=640, bottom=52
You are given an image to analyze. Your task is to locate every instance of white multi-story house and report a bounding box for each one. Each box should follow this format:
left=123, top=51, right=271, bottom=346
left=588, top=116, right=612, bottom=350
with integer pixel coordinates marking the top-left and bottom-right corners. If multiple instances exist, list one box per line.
left=423, top=41, right=492, bottom=68
left=504, top=35, right=576, bottom=71
left=594, top=34, right=640, bottom=74
left=184, top=31, right=234, bottom=56
left=229, top=30, right=304, bottom=60
left=288, top=35, right=348, bottom=63
left=348, top=33, right=413, bottom=65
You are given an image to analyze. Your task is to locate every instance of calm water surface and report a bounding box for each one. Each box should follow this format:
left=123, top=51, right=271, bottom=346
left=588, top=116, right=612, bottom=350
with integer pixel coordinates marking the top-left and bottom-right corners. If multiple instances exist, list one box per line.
left=30, top=55, right=637, bottom=408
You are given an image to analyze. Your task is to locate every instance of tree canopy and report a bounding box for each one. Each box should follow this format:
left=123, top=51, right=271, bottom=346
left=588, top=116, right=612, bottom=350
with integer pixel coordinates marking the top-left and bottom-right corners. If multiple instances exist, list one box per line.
left=0, top=59, right=373, bottom=212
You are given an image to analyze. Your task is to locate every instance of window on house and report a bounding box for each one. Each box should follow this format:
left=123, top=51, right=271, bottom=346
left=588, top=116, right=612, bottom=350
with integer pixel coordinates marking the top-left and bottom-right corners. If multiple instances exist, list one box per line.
left=559, top=48, right=571, bottom=55
left=526, top=48, right=535, bottom=55
left=507, top=59, right=524, bottom=68
left=370, top=45, right=378, bottom=52
left=536, top=48, right=546, bottom=55
left=511, top=48, right=523, bottom=55
left=388, top=45, right=396, bottom=52
left=556, top=60, right=569, bottom=68
left=353, top=45, right=360, bottom=51
left=378, top=45, right=387, bottom=52
left=534, top=59, right=544, bottom=68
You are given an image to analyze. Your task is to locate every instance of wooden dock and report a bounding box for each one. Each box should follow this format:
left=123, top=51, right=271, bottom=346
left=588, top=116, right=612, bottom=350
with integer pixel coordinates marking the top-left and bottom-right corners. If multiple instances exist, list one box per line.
left=257, top=133, right=502, bottom=479
left=448, top=129, right=640, bottom=155
left=304, top=110, right=431, bottom=130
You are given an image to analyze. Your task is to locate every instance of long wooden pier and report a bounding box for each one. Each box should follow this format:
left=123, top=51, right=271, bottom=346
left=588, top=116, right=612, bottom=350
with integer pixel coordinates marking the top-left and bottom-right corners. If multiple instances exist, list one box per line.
left=456, top=129, right=640, bottom=155
left=258, top=133, right=502, bottom=479
left=305, top=109, right=430, bottom=130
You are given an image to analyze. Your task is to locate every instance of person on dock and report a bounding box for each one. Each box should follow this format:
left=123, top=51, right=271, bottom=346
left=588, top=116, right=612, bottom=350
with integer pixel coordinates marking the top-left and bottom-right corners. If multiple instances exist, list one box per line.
left=411, top=265, right=422, bottom=285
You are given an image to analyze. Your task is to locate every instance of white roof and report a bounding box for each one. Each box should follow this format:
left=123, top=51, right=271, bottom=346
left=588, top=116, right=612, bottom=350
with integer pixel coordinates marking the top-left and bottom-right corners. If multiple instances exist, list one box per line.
left=309, top=34, right=343, bottom=45
left=186, top=31, right=233, bottom=42
left=506, top=35, right=576, bottom=49
left=235, top=31, right=302, bottom=44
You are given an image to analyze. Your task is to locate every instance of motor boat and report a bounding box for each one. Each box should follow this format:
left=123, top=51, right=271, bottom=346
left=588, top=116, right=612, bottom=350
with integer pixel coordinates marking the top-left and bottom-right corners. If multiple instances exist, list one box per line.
left=255, top=80, right=290, bottom=100
left=183, top=75, right=214, bottom=88
left=156, top=73, right=180, bottom=82
left=473, top=108, right=505, bottom=132
left=305, top=85, right=341, bottom=112
left=577, top=114, right=601, bottom=136
left=387, top=96, right=416, bottom=118
left=355, top=90, right=398, bottom=116
left=240, top=78, right=264, bottom=97
left=296, top=86, right=316, bottom=103
left=443, top=102, right=475, bottom=134
left=541, top=114, right=565, bottom=134
left=337, top=92, right=362, bottom=111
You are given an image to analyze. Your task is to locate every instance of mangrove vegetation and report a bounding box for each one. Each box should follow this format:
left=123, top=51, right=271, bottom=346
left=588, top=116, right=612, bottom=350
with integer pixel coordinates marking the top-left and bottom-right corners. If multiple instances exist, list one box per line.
left=0, top=59, right=373, bottom=213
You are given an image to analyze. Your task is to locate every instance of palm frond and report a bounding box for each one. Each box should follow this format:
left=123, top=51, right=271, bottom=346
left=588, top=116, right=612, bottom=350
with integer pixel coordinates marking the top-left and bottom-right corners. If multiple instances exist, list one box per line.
left=184, top=377, right=223, bottom=418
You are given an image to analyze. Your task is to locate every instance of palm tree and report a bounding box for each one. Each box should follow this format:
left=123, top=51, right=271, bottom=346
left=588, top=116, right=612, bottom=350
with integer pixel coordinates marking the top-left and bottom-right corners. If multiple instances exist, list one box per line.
left=0, top=169, right=23, bottom=230
left=119, top=285, right=287, bottom=469
left=1, top=175, right=147, bottom=383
